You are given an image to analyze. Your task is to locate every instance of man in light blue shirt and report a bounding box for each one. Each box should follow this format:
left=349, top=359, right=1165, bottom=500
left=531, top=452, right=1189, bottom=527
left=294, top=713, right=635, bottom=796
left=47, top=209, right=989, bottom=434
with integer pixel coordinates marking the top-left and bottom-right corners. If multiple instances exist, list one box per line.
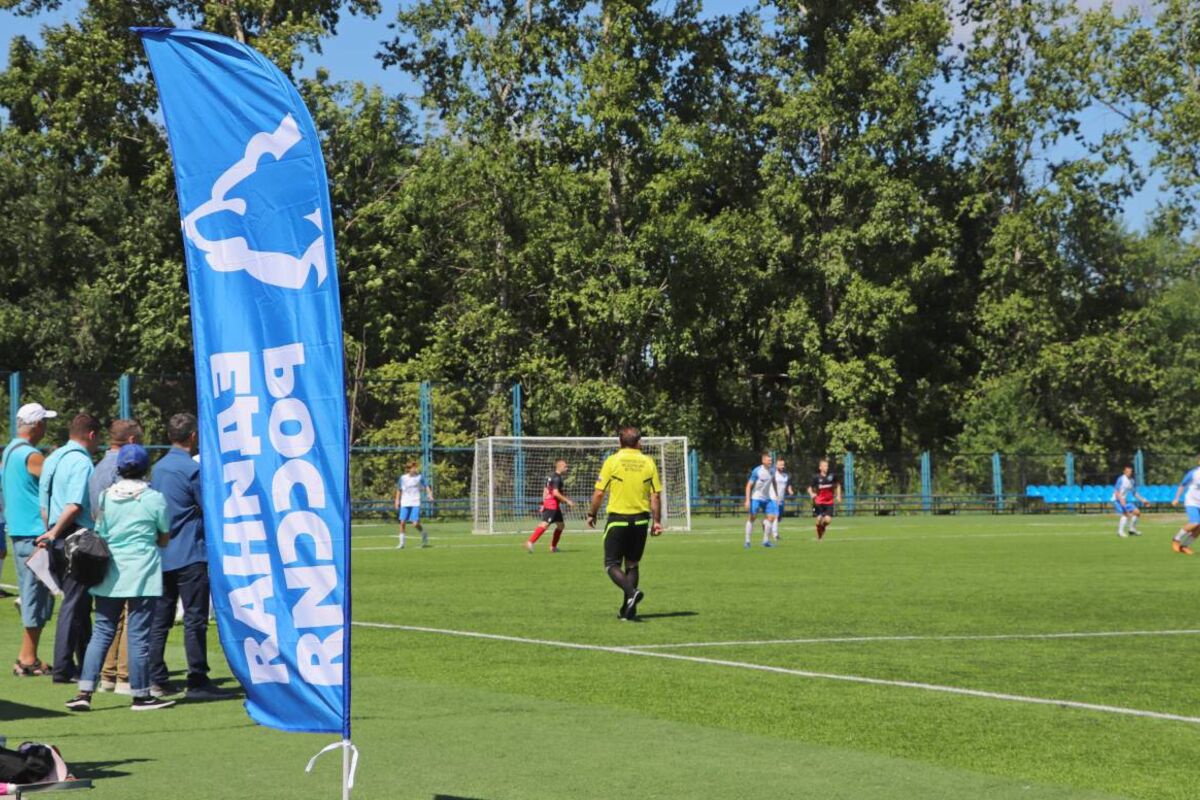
left=3, top=402, right=54, bottom=675
left=38, top=413, right=100, bottom=683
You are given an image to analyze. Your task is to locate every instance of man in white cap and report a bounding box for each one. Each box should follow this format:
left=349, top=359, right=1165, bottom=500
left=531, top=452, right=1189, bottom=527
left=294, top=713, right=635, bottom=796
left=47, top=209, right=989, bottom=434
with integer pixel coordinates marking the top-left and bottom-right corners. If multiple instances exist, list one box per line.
left=1, top=403, right=55, bottom=676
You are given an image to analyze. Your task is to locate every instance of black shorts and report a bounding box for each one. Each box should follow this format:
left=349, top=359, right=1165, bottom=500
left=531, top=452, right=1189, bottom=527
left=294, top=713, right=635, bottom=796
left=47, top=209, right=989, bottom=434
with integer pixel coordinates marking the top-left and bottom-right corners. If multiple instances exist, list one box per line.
left=540, top=508, right=564, bottom=525
left=603, top=513, right=650, bottom=568
left=813, top=504, right=835, bottom=518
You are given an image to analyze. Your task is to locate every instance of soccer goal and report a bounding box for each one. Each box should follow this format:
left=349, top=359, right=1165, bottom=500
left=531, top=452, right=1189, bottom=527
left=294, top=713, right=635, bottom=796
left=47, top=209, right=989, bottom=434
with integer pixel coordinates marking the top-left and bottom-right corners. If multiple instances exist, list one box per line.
left=472, top=436, right=691, bottom=534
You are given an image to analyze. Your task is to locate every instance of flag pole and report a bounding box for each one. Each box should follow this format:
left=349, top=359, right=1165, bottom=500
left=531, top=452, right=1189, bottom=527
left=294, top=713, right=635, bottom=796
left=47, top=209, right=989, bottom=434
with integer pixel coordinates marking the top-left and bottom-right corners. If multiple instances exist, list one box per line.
left=306, top=739, right=359, bottom=798
left=342, top=738, right=351, bottom=800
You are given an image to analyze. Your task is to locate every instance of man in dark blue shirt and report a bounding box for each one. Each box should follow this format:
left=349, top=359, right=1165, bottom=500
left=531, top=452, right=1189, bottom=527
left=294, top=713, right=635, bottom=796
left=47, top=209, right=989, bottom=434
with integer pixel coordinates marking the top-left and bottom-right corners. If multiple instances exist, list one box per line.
left=148, top=412, right=225, bottom=700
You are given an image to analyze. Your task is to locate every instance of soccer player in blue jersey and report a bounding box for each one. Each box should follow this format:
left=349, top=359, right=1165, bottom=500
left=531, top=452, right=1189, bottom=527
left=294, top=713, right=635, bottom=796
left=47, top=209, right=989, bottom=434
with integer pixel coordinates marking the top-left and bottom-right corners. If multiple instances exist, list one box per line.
left=744, top=452, right=778, bottom=548
left=1112, top=464, right=1147, bottom=538
left=394, top=461, right=434, bottom=549
left=769, top=457, right=794, bottom=543
left=1170, top=454, right=1200, bottom=555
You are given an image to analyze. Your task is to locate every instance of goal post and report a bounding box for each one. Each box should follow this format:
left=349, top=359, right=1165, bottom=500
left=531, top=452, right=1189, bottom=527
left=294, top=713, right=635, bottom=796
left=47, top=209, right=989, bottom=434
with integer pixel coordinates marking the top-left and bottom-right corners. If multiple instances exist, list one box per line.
left=472, top=436, right=691, bottom=534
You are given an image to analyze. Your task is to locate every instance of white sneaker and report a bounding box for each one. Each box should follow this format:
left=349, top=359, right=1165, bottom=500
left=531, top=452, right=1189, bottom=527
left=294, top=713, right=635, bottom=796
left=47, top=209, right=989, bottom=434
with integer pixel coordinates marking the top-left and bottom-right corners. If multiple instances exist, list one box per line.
left=115, top=681, right=133, bottom=696
left=98, top=679, right=116, bottom=693
left=1118, top=531, right=1129, bottom=538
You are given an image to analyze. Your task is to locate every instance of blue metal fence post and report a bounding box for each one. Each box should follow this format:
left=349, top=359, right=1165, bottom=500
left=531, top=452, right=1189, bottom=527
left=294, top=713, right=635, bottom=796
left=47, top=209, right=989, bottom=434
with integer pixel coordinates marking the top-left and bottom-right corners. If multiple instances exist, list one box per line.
left=688, top=449, right=699, bottom=506
left=1134, top=449, right=1145, bottom=489
left=1065, top=451, right=1076, bottom=512
left=920, top=451, right=932, bottom=513
left=118, top=373, right=132, bottom=420
left=844, top=451, right=856, bottom=516
left=419, top=381, right=433, bottom=513
left=8, top=371, right=19, bottom=440
left=512, top=383, right=524, bottom=516
left=992, top=451, right=1004, bottom=512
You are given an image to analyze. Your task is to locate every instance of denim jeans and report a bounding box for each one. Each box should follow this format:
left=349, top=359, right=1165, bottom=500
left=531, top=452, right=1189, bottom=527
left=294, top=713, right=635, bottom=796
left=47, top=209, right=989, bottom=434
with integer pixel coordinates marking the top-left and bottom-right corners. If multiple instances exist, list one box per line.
left=149, top=561, right=211, bottom=687
left=79, top=595, right=155, bottom=698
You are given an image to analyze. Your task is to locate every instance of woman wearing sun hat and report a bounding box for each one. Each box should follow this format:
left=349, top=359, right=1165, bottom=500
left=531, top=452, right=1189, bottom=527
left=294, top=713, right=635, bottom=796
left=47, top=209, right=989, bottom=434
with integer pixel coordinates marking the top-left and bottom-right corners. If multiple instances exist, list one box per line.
left=64, top=444, right=175, bottom=712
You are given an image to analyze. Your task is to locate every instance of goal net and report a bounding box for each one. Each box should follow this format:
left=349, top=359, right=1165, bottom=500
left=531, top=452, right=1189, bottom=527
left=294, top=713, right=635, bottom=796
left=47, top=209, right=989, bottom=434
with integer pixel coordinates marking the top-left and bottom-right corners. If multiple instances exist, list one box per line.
left=472, top=436, right=691, bottom=534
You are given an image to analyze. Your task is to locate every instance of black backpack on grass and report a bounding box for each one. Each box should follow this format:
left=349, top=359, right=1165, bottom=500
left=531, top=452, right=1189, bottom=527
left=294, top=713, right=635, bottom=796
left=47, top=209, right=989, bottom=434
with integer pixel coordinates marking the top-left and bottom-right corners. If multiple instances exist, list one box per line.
left=0, top=742, right=59, bottom=783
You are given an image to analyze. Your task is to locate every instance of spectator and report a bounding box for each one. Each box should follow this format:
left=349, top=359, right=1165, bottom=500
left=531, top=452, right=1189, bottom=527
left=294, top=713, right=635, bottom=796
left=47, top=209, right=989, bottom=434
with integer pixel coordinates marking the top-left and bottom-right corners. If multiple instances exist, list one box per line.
left=65, top=444, right=175, bottom=711
left=2, top=403, right=54, bottom=676
left=149, top=413, right=225, bottom=700
left=87, top=420, right=143, bottom=695
left=38, top=413, right=101, bottom=684
left=0, top=471, right=7, bottom=598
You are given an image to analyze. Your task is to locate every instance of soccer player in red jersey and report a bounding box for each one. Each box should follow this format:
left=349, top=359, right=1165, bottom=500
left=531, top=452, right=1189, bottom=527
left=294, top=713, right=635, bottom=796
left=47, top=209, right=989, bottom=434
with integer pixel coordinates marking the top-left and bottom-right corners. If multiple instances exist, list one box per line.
left=526, top=459, right=575, bottom=553
left=808, top=459, right=841, bottom=541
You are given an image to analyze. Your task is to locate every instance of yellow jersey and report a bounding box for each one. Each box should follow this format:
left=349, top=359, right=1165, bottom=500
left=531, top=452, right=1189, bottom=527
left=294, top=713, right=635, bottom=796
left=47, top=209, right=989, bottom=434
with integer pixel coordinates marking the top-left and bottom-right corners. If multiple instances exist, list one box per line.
left=595, top=448, right=662, bottom=515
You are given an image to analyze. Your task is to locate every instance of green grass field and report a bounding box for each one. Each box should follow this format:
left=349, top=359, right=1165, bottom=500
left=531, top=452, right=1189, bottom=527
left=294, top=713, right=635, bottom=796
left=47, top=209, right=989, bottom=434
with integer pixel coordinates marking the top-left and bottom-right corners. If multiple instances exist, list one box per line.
left=3, top=513, right=1199, bottom=799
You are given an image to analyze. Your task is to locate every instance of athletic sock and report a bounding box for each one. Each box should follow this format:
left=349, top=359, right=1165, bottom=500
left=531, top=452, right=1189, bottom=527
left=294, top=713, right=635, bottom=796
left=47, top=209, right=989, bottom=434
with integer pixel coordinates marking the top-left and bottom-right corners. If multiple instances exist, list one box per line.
left=628, top=565, right=639, bottom=589
left=606, top=565, right=633, bottom=596
left=744, top=521, right=753, bottom=544
left=398, top=533, right=405, bottom=548
left=769, top=520, right=778, bottom=540
left=551, top=528, right=562, bottom=548
left=1118, top=517, right=1128, bottom=536
left=420, top=527, right=428, bottom=546
left=1175, top=529, right=1187, bottom=542
left=529, top=524, right=547, bottom=544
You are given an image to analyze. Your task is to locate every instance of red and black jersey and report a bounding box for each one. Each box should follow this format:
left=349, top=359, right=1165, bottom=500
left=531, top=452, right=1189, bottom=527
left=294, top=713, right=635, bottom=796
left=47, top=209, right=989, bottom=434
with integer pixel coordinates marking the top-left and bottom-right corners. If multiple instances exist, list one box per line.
left=542, top=473, right=565, bottom=511
left=811, top=472, right=839, bottom=505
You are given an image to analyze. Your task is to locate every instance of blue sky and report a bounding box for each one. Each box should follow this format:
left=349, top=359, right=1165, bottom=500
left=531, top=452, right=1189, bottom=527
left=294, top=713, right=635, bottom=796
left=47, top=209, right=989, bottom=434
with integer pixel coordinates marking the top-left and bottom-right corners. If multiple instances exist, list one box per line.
left=0, top=0, right=1163, bottom=228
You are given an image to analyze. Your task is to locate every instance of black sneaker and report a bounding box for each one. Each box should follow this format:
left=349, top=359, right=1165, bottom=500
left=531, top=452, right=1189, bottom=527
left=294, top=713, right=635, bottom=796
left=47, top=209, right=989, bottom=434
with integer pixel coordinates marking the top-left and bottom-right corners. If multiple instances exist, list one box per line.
left=64, top=693, right=92, bottom=711
left=624, top=590, right=645, bottom=620
left=186, top=683, right=231, bottom=701
left=131, top=696, right=176, bottom=711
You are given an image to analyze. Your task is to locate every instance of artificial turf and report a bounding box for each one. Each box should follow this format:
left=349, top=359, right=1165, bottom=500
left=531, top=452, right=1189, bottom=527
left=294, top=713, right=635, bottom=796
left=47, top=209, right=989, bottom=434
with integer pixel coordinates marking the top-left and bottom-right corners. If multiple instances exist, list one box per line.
left=1, top=513, right=1197, bottom=798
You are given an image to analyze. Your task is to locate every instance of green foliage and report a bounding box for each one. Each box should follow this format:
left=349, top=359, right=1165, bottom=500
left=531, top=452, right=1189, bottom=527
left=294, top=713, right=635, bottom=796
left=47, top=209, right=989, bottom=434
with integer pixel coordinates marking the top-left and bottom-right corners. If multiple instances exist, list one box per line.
left=0, top=0, right=1198, bottom=459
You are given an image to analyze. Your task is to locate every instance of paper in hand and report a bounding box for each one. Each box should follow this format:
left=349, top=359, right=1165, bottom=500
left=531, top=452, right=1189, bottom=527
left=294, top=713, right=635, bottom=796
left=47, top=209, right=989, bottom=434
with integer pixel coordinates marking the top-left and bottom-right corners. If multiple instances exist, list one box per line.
left=25, top=546, right=63, bottom=597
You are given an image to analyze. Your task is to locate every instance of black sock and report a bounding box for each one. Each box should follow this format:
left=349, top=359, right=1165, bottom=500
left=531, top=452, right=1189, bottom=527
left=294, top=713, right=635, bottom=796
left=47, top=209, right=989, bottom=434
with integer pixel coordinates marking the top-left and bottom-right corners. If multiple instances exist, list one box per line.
left=607, top=565, right=632, bottom=596
left=627, top=564, right=639, bottom=591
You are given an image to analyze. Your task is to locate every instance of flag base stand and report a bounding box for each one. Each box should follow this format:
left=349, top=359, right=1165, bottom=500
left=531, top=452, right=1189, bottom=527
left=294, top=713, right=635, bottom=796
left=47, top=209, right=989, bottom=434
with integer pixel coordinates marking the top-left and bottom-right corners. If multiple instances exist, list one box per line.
left=306, top=740, right=359, bottom=800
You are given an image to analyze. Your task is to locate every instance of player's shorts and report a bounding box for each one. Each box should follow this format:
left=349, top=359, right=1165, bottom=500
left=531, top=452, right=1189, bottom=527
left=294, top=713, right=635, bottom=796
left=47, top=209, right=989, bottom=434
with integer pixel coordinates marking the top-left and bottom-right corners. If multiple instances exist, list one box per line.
left=603, top=513, right=650, bottom=568
left=1188, top=506, right=1200, bottom=526
left=540, top=507, right=564, bottom=525
left=398, top=505, right=420, bottom=523
left=750, top=498, right=780, bottom=517
left=813, top=503, right=835, bottom=518
left=1112, top=500, right=1138, bottom=515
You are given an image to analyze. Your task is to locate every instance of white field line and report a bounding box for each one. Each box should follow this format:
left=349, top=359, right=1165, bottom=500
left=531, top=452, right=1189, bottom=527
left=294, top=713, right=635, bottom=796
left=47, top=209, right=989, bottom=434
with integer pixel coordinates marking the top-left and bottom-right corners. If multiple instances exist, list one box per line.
left=624, top=629, right=1200, bottom=650
left=353, top=621, right=1200, bottom=725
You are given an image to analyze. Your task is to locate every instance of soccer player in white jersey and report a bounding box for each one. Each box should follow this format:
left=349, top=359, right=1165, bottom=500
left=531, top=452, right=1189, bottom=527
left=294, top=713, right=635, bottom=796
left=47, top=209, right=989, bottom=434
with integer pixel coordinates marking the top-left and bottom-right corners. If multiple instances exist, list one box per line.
left=1170, top=454, right=1200, bottom=555
left=1112, top=464, right=1147, bottom=538
left=743, top=452, right=778, bottom=549
left=394, top=460, right=434, bottom=549
left=769, top=457, right=794, bottom=543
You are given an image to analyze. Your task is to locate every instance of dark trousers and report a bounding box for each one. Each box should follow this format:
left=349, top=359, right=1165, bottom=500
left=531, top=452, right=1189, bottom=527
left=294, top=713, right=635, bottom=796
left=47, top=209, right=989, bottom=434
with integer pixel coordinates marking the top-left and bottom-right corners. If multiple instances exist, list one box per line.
left=148, top=561, right=211, bottom=688
left=52, top=571, right=93, bottom=681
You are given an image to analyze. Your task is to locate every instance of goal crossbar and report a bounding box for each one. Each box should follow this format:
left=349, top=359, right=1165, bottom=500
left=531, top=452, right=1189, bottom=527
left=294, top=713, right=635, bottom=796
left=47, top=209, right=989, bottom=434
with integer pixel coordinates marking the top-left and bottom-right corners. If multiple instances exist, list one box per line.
left=472, top=436, right=691, bottom=534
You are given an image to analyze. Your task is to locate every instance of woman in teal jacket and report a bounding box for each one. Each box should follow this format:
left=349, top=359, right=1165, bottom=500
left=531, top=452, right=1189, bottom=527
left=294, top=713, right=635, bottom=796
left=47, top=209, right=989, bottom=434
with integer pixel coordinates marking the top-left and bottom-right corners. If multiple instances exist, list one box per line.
left=65, top=444, right=175, bottom=712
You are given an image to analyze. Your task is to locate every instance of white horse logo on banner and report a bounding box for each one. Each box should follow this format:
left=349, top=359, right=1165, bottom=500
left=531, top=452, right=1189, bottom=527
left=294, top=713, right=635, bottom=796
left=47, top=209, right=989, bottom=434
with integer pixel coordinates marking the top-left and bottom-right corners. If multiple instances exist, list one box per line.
left=182, top=114, right=328, bottom=290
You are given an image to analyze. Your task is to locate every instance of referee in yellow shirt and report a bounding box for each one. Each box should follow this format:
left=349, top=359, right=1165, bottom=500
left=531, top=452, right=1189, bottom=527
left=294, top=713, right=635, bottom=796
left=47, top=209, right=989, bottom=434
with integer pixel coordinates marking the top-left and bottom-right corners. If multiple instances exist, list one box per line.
left=586, top=426, right=663, bottom=620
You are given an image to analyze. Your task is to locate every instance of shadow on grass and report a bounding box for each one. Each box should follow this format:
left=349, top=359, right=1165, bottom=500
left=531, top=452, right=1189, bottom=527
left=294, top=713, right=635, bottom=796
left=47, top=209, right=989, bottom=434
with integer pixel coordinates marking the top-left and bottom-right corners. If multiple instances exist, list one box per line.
left=71, top=757, right=152, bottom=780
left=433, top=795, right=488, bottom=800
left=633, top=611, right=698, bottom=620
left=0, top=699, right=67, bottom=720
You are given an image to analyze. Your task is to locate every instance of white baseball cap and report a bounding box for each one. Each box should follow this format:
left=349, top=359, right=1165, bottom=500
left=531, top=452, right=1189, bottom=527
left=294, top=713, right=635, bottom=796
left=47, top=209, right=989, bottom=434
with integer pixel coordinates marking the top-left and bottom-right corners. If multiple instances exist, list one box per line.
left=16, top=402, right=58, bottom=425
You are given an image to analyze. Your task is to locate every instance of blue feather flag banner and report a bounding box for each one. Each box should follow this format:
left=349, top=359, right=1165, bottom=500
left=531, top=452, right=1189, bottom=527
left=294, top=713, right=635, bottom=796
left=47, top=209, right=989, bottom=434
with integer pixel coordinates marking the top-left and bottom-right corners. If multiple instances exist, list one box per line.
left=136, top=28, right=351, bottom=736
